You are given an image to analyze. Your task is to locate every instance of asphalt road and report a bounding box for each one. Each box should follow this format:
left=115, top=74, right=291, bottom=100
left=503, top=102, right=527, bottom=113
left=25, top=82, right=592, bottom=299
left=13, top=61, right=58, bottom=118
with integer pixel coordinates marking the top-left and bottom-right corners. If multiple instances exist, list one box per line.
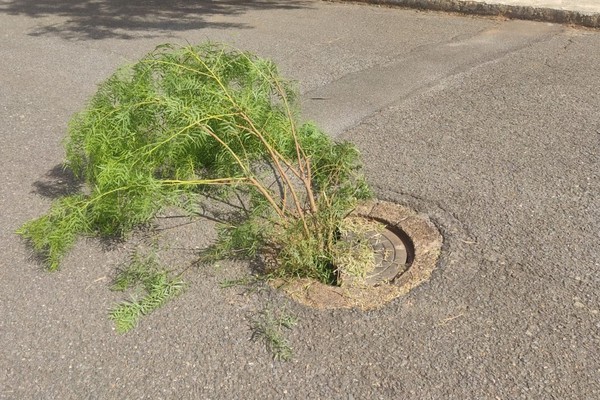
left=1, top=1, right=598, bottom=399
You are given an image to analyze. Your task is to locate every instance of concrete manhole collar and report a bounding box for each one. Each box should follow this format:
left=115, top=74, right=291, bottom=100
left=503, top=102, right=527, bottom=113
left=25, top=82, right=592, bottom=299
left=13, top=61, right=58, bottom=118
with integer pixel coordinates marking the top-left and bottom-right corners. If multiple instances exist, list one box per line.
left=273, top=200, right=443, bottom=310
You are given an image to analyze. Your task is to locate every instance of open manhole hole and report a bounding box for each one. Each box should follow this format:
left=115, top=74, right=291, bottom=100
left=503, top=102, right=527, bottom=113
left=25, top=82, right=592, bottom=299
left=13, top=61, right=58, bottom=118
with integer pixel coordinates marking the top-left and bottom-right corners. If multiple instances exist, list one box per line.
left=273, top=200, right=442, bottom=310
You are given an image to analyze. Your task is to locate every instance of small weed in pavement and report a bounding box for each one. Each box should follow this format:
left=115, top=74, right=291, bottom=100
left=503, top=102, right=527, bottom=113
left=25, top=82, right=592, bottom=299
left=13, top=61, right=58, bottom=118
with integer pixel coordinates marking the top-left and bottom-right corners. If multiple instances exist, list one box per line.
left=109, top=252, right=185, bottom=333
left=250, top=308, right=298, bottom=361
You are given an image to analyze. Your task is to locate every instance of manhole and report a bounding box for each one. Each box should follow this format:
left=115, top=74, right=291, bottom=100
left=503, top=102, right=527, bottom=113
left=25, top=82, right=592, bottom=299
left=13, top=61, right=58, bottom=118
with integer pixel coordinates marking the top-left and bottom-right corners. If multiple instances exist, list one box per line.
left=273, top=200, right=443, bottom=310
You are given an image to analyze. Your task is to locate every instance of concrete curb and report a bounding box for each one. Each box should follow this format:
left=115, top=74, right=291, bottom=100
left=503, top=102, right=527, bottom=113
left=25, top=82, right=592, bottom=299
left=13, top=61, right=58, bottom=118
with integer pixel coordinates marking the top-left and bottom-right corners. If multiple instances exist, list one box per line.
left=340, top=0, right=600, bottom=28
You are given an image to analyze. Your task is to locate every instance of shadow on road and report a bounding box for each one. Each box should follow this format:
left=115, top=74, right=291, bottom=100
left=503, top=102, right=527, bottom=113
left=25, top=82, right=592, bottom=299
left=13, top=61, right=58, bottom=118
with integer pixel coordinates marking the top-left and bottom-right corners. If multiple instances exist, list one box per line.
left=32, top=164, right=82, bottom=199
left=0, top=0, right=310, bottom=40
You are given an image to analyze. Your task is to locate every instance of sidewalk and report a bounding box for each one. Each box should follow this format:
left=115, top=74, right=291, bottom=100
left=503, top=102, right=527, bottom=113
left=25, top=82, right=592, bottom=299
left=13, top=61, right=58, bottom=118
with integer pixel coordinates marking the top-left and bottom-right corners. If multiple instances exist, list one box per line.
left=348, top=0, right=600, bottom=27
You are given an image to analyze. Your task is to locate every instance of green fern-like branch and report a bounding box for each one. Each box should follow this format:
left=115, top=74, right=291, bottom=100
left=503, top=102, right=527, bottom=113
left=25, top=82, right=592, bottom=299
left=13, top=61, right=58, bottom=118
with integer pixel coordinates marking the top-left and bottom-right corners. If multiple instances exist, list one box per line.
left=18, top=42, right=371, bottom=285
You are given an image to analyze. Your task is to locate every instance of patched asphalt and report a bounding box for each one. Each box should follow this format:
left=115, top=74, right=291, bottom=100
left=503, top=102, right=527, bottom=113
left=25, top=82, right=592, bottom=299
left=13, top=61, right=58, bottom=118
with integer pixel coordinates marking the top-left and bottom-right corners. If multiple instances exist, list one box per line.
left=1, top=1, right=598, bottom=399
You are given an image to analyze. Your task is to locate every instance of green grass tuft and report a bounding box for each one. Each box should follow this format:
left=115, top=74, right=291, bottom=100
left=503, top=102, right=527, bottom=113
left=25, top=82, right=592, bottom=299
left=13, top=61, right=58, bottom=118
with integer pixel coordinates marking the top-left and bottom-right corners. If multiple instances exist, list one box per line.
left=109, top=253, right=185, bottom=333
left=250, top=308, right=298, bottom=361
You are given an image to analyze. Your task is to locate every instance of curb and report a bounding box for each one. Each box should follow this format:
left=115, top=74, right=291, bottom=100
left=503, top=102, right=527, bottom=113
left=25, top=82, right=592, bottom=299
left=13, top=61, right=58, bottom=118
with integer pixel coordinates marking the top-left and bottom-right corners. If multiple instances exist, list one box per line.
left=340, top=0, right=600, bottom=28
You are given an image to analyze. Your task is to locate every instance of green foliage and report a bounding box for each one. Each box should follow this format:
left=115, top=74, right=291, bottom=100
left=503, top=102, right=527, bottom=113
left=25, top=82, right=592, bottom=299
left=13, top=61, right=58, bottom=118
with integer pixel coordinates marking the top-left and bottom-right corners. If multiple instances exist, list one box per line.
left=109, top=253, right=185, bottom=333
left=18, top=42, right=371, bottom=286
left=16, top=195, right=90, bottom=270
left=250, top=308, right=298, bottom=361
